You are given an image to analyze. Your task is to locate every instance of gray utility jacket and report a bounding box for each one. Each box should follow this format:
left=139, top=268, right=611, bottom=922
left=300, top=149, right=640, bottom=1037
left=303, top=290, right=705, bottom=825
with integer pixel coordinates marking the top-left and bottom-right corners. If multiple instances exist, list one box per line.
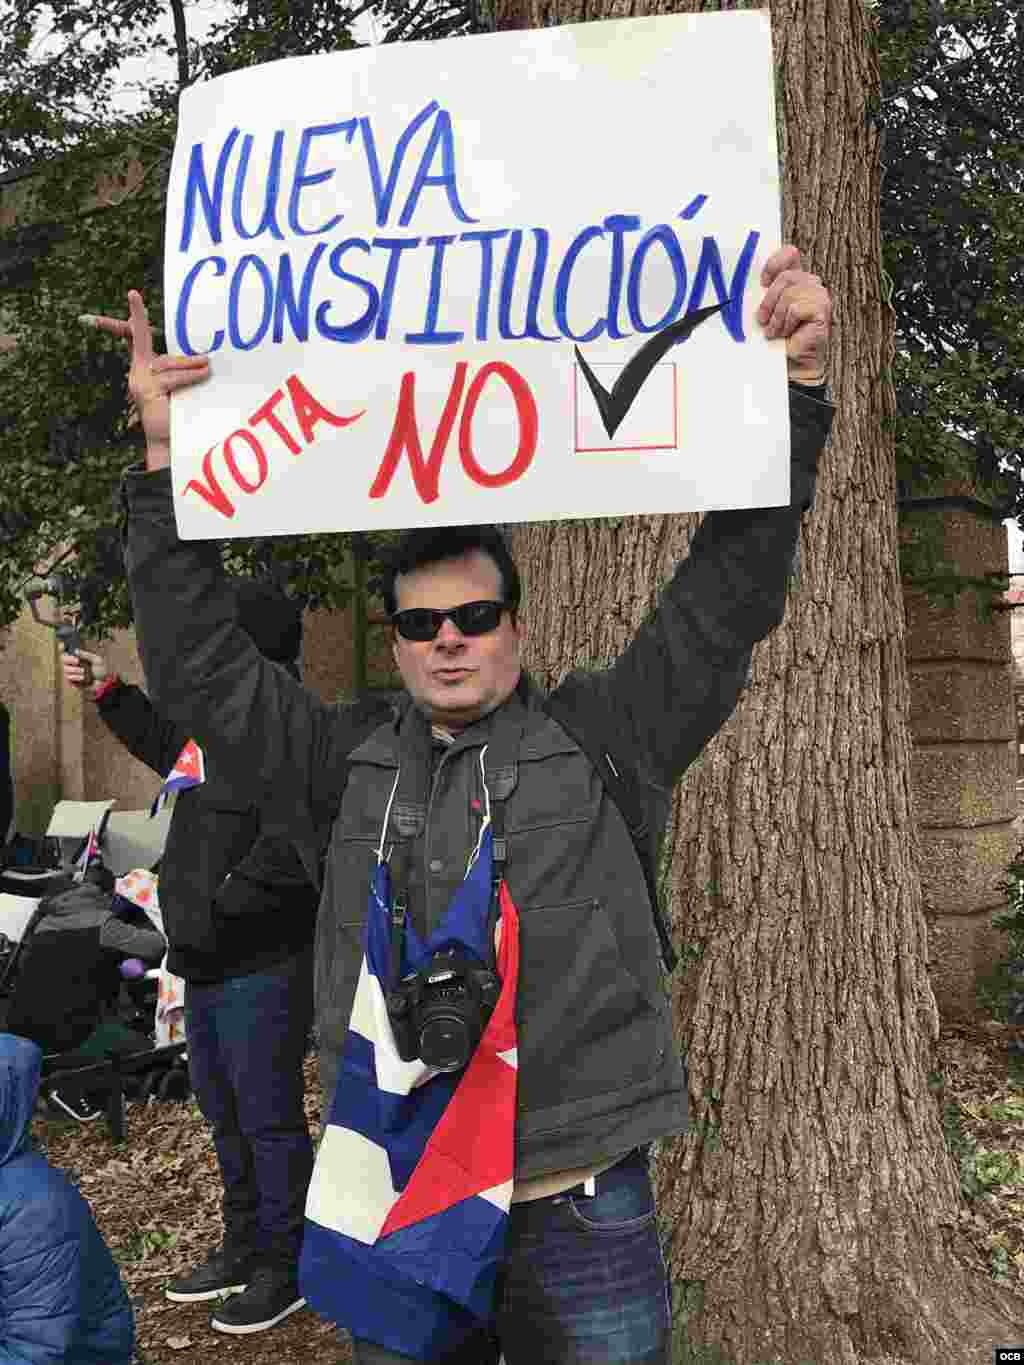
left=122, top=384, right=834, bottom=1182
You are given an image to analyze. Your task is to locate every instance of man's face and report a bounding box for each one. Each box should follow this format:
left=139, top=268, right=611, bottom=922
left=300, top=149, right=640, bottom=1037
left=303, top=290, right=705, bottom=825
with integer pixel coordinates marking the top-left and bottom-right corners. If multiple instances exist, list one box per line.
left=391, top=550, right=523, bottom=731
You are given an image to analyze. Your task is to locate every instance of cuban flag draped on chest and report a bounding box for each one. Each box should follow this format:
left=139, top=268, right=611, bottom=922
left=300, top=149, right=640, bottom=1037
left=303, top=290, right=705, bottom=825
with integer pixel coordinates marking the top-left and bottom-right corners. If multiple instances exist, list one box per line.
left=300, top=749, right=520, bottom=1360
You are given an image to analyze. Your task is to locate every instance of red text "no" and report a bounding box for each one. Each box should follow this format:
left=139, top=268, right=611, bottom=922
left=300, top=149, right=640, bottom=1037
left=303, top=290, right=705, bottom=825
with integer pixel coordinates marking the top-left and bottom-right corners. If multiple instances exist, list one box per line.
left=369, top=362, right=538, bottom=505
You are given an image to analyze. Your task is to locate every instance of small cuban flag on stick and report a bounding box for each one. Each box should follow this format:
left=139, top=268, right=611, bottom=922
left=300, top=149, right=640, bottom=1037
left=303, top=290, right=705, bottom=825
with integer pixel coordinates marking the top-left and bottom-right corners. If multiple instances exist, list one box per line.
left=151, top=739, right=206, bottom=817
left=73, top=825, right=102, bottom=881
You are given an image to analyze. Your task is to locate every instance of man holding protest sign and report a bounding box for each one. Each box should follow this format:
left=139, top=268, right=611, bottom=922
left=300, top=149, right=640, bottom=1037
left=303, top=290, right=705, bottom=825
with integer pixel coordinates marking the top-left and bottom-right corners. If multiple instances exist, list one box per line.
left=90, top=239, right=832, bottom=1363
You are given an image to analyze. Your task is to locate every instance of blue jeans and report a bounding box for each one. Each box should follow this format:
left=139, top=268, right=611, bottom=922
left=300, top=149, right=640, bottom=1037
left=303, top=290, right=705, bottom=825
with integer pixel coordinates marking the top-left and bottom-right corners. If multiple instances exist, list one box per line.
left=352, top=1149, right=670, bottom=1364
left=185, top=948, right=314, bottom=1271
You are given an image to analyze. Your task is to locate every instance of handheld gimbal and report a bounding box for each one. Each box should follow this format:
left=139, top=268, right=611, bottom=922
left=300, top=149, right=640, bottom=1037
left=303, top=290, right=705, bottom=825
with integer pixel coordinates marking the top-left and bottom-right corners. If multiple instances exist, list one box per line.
left=24, top=575, right=91, bottom=683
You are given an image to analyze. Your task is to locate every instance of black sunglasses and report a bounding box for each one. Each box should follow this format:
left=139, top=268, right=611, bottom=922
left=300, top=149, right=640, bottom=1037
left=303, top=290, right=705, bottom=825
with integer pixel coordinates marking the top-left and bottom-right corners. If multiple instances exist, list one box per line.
left=391, top=600, right=509, bottom=642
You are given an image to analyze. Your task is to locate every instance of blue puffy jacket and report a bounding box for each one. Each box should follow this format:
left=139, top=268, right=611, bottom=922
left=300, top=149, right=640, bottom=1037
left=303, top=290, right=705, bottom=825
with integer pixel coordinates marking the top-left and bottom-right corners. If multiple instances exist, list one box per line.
left=0, top=1034, right=134, bottom=1364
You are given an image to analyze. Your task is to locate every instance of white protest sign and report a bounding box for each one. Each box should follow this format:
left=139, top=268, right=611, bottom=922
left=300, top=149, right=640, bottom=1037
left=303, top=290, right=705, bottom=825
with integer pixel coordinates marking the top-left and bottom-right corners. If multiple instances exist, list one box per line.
left=0, top=895, right=40, bottom=942
left=46, top=799, right=116, bottom=838
left=164, top=10, right=787, bottom=538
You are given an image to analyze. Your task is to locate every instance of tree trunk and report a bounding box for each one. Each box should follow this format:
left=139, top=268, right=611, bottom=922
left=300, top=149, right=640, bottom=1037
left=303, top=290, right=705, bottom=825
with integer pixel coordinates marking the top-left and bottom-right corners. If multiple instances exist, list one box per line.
left=494, top=0, right=1024, bottom=1359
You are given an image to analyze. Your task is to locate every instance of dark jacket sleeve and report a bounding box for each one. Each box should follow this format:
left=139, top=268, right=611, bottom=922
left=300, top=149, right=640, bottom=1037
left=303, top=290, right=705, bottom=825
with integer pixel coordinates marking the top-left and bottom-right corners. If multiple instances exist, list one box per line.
left=96, top=681, right=189, bottom=779
left=579, top=384, right=834, bottom=793
left=99, top=914, right=166, bottom=963
left=120, top=474, right=389, bottom=866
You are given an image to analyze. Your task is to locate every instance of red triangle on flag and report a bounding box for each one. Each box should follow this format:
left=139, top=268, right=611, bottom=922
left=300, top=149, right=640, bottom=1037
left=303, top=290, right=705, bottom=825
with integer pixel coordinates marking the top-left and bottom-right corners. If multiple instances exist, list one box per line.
left=173, top=740, right=203, bottom=782
left=379, top=887, right=520, bottom=1240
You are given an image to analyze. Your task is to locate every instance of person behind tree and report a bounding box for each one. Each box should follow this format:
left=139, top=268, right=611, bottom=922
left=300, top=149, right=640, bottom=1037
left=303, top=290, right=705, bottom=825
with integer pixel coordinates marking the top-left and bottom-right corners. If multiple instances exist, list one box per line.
left=59, top=587, right=319, bottom=1337
left=93, top=246, right=832, bottom=1363
left=0, top=1032, right=134, bottom=1364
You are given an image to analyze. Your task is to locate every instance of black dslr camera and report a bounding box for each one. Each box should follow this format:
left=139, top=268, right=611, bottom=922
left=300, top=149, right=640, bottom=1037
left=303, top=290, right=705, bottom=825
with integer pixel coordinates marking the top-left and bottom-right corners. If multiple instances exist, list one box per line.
left=386, top=946, right=501, bottom=1073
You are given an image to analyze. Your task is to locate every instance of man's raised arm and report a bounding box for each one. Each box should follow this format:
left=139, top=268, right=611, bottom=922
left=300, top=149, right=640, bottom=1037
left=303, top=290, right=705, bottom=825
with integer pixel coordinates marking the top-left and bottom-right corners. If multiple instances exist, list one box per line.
left=91, top=294, right=383, bottom=861
left=578, top=247, right=835, bottom=793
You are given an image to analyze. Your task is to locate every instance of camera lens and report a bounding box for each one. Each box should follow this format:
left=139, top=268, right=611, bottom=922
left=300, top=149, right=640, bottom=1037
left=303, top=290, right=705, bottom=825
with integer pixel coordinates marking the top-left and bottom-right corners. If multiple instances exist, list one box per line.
left=419, top=1012, right=473, bottom=1072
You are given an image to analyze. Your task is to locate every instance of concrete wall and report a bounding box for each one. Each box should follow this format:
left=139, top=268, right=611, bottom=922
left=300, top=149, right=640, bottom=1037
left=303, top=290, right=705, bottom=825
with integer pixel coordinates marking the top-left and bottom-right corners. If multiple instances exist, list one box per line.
left=904, top=505, right=1017, bottom=1020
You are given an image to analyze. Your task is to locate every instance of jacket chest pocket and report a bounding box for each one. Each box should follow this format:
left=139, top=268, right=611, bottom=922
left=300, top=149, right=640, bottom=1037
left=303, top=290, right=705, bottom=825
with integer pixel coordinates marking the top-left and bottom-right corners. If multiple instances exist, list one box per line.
left=515, top=896, right=663, bottom=1113
left=171, top=800, right=258, bottom=883
left=506, top=747, right=602, bottom=834
left=333, top=761, right=401, bottom=847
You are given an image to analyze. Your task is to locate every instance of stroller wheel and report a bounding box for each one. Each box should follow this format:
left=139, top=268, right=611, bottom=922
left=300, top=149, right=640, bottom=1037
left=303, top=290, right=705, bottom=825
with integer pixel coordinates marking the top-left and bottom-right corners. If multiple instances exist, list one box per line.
left=158, top=1066, right=190, bottom=1102
left=137, top=1069, right=163, bottom=1104
left=122, top=1072, right=143, bottom=1101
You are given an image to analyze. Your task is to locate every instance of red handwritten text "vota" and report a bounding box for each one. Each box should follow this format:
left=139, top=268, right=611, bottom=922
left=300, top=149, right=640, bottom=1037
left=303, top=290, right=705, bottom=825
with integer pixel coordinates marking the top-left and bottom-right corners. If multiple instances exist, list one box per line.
left=184, top=374, right=364, bottom=519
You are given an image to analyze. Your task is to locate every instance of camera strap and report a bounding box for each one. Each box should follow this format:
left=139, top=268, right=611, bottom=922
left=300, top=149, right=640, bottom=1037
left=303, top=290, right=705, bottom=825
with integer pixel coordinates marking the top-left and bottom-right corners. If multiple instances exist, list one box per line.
left=388, top=837, right=413, bottom=992
left=478, top=710, right=524, bottom=972
left=381, top=706, right=526, bottom=988
left=485, top=793, right=507, bottom=972
left=378, top=723, right=431, bottom=993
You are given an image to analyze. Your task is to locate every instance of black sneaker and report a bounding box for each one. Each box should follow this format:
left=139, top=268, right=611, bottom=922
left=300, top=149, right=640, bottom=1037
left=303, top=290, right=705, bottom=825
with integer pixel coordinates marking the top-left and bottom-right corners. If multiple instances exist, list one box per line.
left=209, top=1267, right=306, bottom=1334
left=165, top=1247, right=255, bottom=1303
left=44, top=1089, right=102, bottom=1122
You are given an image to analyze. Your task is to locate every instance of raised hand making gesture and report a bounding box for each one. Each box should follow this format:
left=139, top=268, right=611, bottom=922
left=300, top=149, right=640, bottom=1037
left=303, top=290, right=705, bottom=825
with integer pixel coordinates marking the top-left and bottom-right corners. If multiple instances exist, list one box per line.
left=79, top=292, right=209, bottom=471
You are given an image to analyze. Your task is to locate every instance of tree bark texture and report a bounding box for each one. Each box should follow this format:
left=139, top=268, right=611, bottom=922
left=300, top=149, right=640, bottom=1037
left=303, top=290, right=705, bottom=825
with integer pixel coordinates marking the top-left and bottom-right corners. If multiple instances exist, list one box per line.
left=495, top=0, right=1024, bottom=1359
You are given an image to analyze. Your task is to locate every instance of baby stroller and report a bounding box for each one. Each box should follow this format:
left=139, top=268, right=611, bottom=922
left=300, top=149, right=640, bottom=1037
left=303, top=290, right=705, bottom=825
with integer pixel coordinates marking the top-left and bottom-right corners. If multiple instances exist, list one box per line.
left=0, top=810, right=188, bottom=1136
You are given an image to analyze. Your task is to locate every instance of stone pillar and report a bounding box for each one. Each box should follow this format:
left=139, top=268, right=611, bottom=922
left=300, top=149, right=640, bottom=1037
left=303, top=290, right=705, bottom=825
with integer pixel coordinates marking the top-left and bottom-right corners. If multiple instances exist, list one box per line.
left=903, top=502, right=1017, bottom=1020
left=0, top=608, right=61, bottom=836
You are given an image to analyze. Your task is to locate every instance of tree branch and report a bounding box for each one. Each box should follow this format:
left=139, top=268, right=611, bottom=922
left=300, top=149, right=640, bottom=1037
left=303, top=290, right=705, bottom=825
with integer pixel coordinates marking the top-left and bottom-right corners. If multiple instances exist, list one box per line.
left=402, top=12, right=470, bottom=41
left=383, top=0, right=433, bottom=44
left=883, top=43, right=995, bottom=104
left=344, top=0, right=388, bottom=29
left=26, top=0, right=154, bottom=86
left=167, top=0, right=190, bottom=90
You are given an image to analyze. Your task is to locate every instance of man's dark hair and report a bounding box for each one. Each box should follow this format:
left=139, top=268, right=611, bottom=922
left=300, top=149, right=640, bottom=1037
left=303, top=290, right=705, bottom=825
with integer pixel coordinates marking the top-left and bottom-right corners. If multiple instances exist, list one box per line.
left=381, top=526, right=521, bottom=619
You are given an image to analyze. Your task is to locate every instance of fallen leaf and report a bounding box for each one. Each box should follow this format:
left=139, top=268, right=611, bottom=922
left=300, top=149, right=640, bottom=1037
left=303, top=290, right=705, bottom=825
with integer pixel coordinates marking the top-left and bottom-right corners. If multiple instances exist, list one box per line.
left=166, top=1335, right=192, bottom=1350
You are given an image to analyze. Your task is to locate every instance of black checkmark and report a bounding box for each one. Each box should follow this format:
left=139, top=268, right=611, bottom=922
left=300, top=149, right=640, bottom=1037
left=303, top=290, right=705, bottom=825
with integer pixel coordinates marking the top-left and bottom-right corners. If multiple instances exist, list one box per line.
left=575, top=302, right=726, bottom=440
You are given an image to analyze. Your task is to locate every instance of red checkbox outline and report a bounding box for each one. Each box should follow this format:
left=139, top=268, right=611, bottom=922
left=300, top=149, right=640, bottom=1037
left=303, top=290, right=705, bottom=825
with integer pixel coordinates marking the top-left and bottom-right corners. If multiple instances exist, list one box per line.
left=572, top=361, right=679, bottom=454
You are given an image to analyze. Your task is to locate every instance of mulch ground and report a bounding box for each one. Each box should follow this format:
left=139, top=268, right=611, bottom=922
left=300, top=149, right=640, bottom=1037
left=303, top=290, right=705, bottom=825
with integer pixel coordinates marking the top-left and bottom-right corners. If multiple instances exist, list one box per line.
left=33, top=1026, right=1024, bottom=1364
left=935, top=1018, right=1024, bottom=1290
